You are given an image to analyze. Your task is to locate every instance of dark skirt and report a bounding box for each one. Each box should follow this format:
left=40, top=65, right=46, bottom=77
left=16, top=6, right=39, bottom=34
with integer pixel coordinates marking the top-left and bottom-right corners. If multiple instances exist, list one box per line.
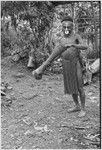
left=61, top=47, right=84, bottom=94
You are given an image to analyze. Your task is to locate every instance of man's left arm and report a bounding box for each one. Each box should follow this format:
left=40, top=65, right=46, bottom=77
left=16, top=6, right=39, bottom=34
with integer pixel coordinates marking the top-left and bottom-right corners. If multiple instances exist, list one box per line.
left=72, top=34, right=88, bottom=50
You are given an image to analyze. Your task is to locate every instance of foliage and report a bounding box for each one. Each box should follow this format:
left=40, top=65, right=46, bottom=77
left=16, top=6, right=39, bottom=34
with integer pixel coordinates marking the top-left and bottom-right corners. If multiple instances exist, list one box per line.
left=75, top=1, right=100, bottom=33
left=1, top=31, right=11, bottom=56
left=1, top=1, right=100, bottom=67
left=1, top=1, right=54, bottom=66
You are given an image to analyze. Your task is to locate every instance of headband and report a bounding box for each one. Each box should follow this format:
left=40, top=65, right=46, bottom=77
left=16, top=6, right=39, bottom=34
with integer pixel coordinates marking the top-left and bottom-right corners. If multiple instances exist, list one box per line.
left=61, top=16, right=73, bottom=23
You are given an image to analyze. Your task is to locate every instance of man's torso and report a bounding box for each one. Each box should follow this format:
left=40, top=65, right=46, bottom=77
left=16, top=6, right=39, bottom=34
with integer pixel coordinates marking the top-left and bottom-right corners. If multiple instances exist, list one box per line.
left=60, top=33, right=79, bottom=47
left=60, top=33, right=80, bottom=60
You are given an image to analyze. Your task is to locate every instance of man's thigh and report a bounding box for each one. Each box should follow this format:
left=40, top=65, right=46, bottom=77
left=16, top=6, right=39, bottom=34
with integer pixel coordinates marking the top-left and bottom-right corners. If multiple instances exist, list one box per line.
left=77, top=61, right=83, bottom=89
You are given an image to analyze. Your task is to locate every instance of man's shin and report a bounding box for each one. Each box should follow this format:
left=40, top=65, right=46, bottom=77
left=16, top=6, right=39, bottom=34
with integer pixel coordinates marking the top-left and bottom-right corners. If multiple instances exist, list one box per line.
left=32, top=45, right=65, bottom=76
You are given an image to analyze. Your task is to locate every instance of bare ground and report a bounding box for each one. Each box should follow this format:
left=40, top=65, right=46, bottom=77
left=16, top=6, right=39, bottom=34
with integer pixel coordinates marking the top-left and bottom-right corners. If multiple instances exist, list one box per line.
left=1, top=57, right=100, bottom=149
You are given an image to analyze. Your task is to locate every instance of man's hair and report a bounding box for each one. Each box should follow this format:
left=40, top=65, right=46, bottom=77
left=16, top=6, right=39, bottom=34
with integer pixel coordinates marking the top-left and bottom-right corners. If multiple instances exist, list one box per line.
left=61, top=16, right=73, bottom=23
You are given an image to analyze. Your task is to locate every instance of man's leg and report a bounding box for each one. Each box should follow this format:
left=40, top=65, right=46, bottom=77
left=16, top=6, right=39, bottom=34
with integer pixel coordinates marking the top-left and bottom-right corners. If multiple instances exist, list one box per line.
left=32, top=45, right=66, bottom=78
left=27, top=50, right=34, bottom=68
left=68, top=94, right=80, bottom=112
left=77, top=61, right=86, bottom=117
left=78, top=88, right=86, bottom=117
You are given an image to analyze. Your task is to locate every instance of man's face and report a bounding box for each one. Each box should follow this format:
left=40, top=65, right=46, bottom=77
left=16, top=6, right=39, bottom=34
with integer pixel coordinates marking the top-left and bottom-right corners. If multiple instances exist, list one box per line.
left=62, top=21, right=73, bottom=37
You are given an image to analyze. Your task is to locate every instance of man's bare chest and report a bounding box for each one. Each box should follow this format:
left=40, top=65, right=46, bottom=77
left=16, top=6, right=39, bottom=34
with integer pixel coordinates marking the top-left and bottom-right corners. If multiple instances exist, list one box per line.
left=60, top=36, right=76, bottom=47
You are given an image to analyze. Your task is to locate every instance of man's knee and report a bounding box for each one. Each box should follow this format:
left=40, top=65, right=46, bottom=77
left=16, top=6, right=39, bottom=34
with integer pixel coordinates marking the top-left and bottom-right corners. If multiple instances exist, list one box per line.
left=78, top=86, right=84, bottom=94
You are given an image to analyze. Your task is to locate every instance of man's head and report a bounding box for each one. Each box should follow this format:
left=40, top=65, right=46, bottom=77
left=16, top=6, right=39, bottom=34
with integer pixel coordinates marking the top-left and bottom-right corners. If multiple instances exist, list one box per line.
left=61, top=16, right=73, bottom=37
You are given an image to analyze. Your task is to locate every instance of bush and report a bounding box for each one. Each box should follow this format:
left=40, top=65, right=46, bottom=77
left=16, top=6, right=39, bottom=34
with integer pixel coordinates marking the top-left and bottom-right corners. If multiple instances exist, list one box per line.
left=1, top=31, right=11, bottom=56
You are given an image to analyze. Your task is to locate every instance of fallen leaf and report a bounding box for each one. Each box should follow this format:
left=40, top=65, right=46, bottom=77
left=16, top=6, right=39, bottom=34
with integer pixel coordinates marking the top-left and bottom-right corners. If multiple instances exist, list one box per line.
left=10, top=92, right=15, bottom=96
left=22, top=116, right=33, bottom=125
left=55, top=97, right=60, bottom=100
left=34, top=125, right=44, bottom=131
left=39, top=94, right=43, bottom=97
left=13, top=73, right=25, bottom=78
left=7, top=86, right=13, bottom=90
left=10, top=134, right=14, bottom=138
left=22, top=92, right=38, bottom=100
left=5, top=95, right=11, bottom=100
left=1, top=86, right=6, bottom=92
left=24, top=130, right=35, bottom=136
left=70, top=137, right=73, bottom=141
left=43, top=125, right=49, bottom=132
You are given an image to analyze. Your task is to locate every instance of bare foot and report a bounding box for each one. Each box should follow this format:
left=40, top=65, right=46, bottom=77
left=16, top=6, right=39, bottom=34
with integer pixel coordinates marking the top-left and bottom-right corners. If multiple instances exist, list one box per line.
left=78, top=110, right=86, bottom=117
left=68, top=106, right=81, bottom=113
left=32, top=71, right=42, bottom=80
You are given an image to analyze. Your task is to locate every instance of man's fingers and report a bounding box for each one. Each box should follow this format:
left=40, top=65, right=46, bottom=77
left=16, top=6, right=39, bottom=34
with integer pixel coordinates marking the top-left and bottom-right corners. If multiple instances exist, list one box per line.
left=66, top=45, right=71, bottom=48
left=71, top=44, right=75, bottom=47
left=67, top=45, right=74, bottom=48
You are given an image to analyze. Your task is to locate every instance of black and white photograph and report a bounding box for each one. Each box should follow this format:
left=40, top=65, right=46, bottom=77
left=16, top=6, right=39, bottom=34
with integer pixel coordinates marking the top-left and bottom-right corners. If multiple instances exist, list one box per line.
left=1, top=1, right=101, bottom=149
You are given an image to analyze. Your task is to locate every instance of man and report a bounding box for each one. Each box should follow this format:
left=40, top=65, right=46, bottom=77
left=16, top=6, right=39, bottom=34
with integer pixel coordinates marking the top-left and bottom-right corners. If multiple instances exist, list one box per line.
left=32, top=16, right=88, bottom=117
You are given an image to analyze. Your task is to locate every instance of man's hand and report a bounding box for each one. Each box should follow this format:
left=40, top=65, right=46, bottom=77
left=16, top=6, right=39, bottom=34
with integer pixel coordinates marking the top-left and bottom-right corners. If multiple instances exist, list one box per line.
left=32, top=70, right=42, bottom=80
left=71, top=44, right=88, bottom=50
left=71, top=44, right=77, bottom=48
left=66, top=45, right=72, bottom=48
left=66, top=44, right=77, bottom=49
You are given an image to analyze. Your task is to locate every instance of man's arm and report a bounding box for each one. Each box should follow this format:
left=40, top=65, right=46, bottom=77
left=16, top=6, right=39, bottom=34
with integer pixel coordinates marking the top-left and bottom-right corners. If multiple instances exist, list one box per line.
left=72, top=34, right=88, bottom=50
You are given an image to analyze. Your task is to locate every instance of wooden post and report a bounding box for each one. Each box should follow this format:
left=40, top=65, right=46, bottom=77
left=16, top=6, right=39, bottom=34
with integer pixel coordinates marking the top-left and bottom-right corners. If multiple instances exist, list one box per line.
left=71, top=2, right=75, bottom=33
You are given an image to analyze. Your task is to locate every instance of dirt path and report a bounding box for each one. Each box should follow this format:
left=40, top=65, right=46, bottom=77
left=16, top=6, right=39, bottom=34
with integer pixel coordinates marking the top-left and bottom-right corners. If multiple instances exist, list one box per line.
left=1, top=58, right=100, bottom=149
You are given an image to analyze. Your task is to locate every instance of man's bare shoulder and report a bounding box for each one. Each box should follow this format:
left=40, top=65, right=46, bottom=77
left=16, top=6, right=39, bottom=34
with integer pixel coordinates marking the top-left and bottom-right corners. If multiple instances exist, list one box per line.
left=53, top=38, right=64, bottom=48
left=58, top=36, right=66, bottom=46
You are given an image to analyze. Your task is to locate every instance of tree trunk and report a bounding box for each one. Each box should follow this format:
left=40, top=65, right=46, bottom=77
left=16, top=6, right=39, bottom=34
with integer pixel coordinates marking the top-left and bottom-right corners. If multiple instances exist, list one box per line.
left=2, top=10, right=6, bottom=32
left=91, top=1, right=98, bottom=55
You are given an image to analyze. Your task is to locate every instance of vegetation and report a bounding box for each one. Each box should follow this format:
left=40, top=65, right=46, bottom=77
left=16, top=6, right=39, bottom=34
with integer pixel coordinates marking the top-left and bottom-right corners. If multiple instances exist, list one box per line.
left=1, top=1, right=54, bottom=66
left=1, top=1, right=100, bottom=67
